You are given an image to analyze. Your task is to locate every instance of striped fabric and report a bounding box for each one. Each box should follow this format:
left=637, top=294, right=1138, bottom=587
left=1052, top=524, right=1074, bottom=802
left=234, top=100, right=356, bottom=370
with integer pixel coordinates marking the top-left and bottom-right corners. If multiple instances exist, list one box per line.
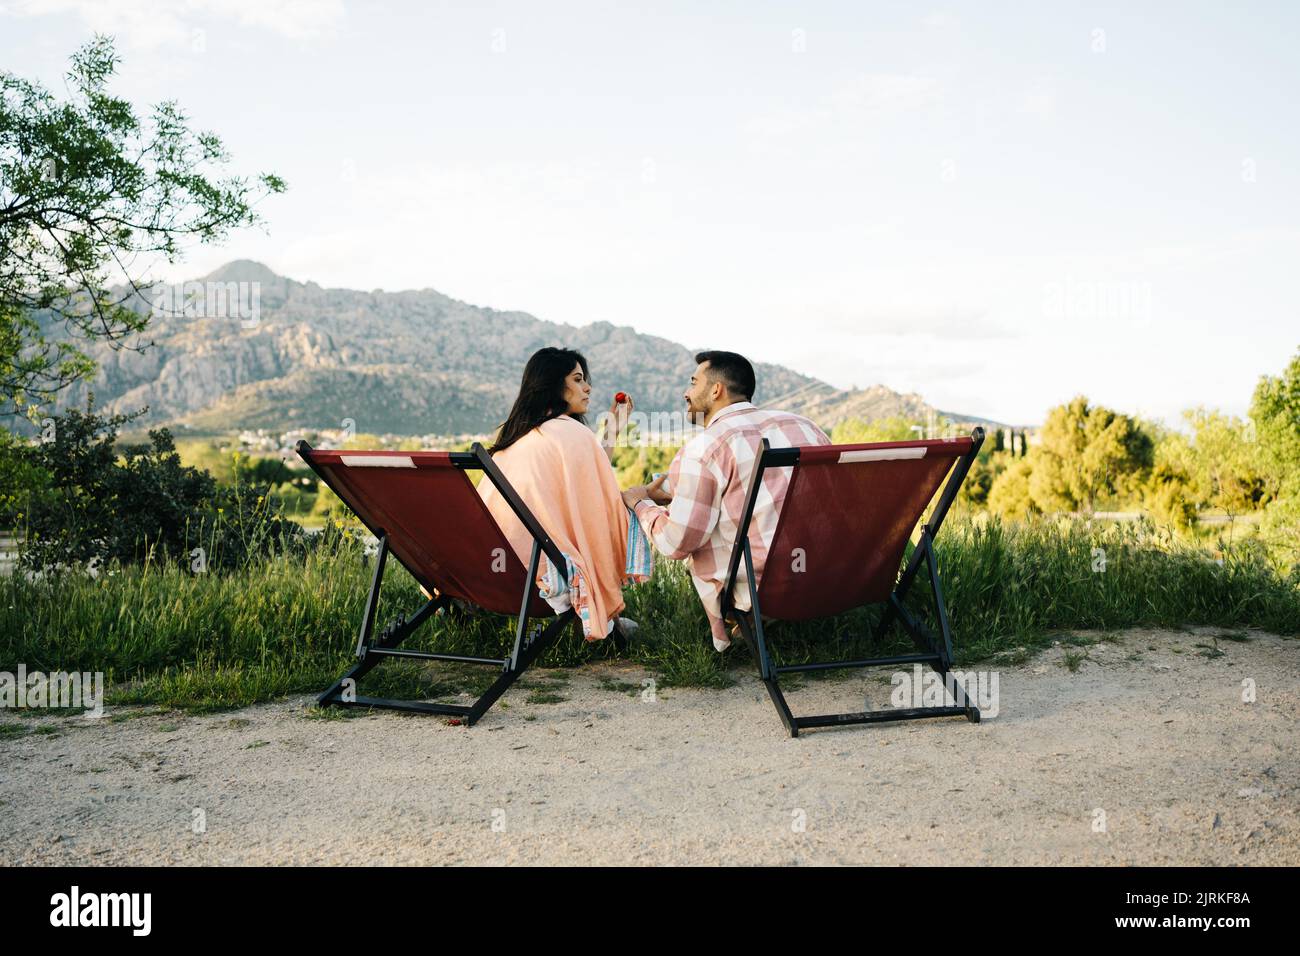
left=624, top=501, right=655, bottom=581
left=537, top=503, right=654, bottom=639
left=633, top=401, right=830, bottom=649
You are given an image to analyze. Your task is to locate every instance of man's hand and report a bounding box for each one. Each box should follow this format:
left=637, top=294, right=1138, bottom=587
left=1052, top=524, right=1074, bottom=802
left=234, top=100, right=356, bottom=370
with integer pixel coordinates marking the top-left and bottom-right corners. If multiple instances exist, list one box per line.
left=646, top=473, right=672, bottom=505
left=623, top=472, right=673, bottom=510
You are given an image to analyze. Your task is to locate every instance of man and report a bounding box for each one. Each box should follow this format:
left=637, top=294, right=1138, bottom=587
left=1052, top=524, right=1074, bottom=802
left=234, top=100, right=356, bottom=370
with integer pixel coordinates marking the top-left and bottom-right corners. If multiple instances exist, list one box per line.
left=621, top=351, right=830, bottom=651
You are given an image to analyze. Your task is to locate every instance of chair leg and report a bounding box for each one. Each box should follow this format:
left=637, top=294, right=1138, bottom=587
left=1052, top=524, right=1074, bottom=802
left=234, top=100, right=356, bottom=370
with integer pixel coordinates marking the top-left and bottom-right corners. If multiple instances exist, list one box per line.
left=934, top=663, right=982, bottom=723
left=466, top=610, right=573, bottom=725
left=739, top=608, right=979, bottom=736
left=319, top=593, right=447, bottom=707
left=319, top=600, right=575, bottom=726
left=734, top=611, right=799, bottom=737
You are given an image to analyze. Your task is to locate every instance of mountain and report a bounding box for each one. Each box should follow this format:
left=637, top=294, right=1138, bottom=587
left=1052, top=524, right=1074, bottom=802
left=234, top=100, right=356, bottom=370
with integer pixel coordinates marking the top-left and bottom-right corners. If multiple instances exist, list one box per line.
left=45, top=261, right=1009, bottom=436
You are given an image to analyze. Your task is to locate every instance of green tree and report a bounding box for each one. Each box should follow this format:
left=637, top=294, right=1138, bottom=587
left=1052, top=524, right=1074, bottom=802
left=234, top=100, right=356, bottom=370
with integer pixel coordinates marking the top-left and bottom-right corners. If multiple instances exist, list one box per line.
left=1249, top=347, right=1300, bottom=565
left=1258, top=495, right=1300, bottom=573
left=830, top=415, right=922, bottom=444
left=1028, top=396, right=1153, bottom=513
left=242, top=455, right=301, bottom=488
left=17, top=401, right=210, bottom=567
left=1186, top=408, right=1270, bottom=538
left=0, top=35, right=285, bottom=419
left=987, top=455, right=1037, bottom=519
left=1250, top=346, right=1300, bottom=499
left=611, top=442, right=680, bottom=487
left=1142, top=428, right=1201, bottom=530
left=17, top=399, right=303, bottom=570
left=958, top=446, right=1005, bottom=507
left=0, top=427, right=43, bottom=524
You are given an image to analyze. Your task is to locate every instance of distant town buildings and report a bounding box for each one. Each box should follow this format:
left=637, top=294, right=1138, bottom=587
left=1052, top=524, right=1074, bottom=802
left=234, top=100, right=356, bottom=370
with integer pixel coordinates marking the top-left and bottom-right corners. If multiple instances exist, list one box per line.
left=232, top=427, right=495, bottom=467
left=227, top=420, right=1040, bottom=471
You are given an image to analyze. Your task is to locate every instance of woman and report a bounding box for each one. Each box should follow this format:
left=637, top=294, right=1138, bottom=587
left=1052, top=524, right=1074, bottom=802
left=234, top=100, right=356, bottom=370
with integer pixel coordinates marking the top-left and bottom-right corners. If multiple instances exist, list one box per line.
left=476, top=347, right=649, bottom=640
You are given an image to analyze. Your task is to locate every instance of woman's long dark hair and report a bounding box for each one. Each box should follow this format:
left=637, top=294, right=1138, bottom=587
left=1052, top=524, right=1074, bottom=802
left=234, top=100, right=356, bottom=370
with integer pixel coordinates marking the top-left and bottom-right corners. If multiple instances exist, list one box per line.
left=489, top=347, right=590, bottom=454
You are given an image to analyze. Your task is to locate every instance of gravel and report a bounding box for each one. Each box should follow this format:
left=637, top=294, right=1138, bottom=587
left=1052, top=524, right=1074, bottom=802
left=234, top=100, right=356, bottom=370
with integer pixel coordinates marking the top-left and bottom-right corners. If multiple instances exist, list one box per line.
left=1, top=626, right=1296, bottom=865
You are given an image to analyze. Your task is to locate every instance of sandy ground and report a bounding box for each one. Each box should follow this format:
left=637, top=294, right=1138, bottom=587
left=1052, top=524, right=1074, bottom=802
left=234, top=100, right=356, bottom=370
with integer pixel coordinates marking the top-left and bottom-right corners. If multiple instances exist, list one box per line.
left=2, top=626, right=1296, bottom=866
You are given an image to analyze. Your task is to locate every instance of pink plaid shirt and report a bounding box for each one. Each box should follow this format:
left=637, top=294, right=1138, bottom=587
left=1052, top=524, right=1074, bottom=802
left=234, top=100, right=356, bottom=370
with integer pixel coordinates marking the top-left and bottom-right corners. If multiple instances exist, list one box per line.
left=632, top=401, right=831, bottom=649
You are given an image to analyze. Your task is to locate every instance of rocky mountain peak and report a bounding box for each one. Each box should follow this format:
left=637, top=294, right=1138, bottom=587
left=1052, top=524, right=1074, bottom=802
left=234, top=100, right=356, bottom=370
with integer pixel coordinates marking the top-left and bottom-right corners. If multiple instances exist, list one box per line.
left=41, top=264, right=1010, bottom=436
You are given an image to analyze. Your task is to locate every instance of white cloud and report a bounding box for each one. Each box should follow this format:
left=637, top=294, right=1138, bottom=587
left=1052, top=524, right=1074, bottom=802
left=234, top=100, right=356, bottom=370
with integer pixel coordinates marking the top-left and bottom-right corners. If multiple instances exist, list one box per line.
left=829, top=72, right=943, bottom=117
left=2, top=0, right=344, bottom=46
left=803, top=305, right=1016, bottom=341
left=921, top=12, right=959, bottom=29
left=1019, top=80, right=1057, bottom=118
left=747, top=72, right=943, bottom=139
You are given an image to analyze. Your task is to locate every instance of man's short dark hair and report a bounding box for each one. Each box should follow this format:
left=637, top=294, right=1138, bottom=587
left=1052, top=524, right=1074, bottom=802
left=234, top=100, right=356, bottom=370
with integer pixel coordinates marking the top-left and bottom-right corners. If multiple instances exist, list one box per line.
left=695, top=350, right=755, bottom=401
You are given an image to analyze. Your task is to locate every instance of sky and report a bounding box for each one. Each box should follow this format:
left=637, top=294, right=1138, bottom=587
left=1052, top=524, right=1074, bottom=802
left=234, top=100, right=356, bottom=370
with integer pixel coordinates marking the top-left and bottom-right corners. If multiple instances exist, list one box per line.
left=3, top=0, right=1297, bottom=427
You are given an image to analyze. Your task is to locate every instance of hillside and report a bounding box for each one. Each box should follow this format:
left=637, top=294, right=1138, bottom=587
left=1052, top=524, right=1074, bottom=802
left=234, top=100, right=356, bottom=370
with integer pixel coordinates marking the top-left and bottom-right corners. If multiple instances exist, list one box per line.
left=43, top=261, right=1008, bottom=436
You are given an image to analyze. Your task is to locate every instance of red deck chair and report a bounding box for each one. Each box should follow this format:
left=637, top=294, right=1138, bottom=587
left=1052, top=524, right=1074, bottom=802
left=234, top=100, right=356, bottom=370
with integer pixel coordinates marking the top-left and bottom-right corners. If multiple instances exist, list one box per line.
left=721, top=428, right=986, bottom=736
left=295, top=440, right=574, bottom=725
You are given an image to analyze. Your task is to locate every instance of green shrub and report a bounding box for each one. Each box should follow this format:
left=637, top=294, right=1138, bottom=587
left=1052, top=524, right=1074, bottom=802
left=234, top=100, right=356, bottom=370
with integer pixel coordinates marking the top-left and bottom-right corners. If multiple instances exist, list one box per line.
left=13, top=402, right=307, bottom=572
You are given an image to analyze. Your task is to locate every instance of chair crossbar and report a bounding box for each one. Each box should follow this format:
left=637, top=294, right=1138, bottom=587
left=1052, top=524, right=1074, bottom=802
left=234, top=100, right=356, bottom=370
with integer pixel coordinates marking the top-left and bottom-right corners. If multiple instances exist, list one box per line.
left=724, top=428, right=987, bottom=737
left=298, top=439, right=575, bottom=727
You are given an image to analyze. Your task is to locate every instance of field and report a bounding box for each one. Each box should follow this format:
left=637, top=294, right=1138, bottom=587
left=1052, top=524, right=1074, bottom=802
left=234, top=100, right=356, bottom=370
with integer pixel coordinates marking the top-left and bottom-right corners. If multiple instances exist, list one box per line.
left=4, top=514, right=1296, bottom=713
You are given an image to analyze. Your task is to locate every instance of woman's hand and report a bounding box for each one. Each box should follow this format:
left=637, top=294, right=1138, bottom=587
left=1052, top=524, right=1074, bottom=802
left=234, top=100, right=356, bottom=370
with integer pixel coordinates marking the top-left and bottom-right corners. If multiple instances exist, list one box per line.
left=601, top=393, right=632, bottom=463
left=621, top=474, right=671, bottom=510
left=606, top=392, right=634, bottom=441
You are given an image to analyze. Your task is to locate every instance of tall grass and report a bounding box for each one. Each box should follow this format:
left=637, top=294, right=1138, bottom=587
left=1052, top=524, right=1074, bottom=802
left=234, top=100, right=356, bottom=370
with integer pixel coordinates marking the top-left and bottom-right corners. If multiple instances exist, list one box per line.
left=2, top=515, right=1295, bottom=711
left=931, top=516, right=1299, bottom=656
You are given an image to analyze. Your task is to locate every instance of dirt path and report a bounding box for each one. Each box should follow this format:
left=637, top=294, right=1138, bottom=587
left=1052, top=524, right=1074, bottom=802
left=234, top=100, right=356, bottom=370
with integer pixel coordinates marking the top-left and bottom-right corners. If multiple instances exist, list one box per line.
left=2, top=627, right=1296, bottom=865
